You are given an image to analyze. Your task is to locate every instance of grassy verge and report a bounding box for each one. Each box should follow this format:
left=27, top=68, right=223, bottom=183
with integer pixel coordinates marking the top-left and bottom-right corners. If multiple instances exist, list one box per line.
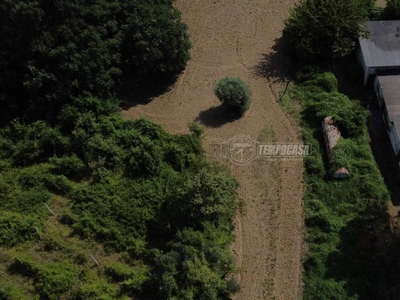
left=282, top=73, right=394, bottom=299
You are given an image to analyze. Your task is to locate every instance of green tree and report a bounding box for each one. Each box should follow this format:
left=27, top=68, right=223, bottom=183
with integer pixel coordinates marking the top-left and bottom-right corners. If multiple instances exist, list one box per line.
left=383, top=0, right=400, bottom=19
left=282, top=0, right=373, bottom=64
left=166, top=162, right=240, bottom=230
left=214, top=77, right=251, bottom=116
left=121, top=3, right=191, bottom=84
left=0, top=0, right=191, bottom=123
left=154, top=224, right=236, bottom=300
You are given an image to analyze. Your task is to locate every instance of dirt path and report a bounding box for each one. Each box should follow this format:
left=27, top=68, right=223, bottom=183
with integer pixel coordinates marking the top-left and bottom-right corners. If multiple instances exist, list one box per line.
left=122, top=1, right=304, bottom=299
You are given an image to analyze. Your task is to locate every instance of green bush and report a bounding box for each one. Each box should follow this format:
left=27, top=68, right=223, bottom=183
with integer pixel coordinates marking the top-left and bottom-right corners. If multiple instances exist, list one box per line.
left=0, top=212, right=39, bottom=248
left=0, top=160, right=11, bottom=172
left=304, top=277, right=357, bottom=300
left=4, top=121, right=68, bottom=166
left=302, top=130, right=325, bottom=176
left=74, top=278, right=116, bottom=300
left=188, top=122, right=205, bottom=138
left=154, top=224, right=235, bottom=299
left=49, top=155, right=86, bottom=179
left=34, top=263, right=78, bottom=300
left=127, top=143, right=163, bottom=178
left=85, top=134, right=123, bottom=170
left=214, top=77, right=251, bottom=116
left=367, top=3, right=384, bottom=21
left=105, top=262, right=135, bottom=282
left=303, top=72, right=338, bottom=93
left=166, top=163, right=240, bottom=229
left=105, top=261, right=150, bottom=292
left=282, top=0, right=371, bottom=64
left=312, top=92, right=368, bottom=138
left=121, top=3, right=191, bottom=83
left=0, top=281, right=29, bottom=300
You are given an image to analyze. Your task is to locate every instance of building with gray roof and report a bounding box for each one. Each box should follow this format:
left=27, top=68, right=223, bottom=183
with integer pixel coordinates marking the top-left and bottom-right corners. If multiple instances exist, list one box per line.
left=358, top=21, right=400, bottom=160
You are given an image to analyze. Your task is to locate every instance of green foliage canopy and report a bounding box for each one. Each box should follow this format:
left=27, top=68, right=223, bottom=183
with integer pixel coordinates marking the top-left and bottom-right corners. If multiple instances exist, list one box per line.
left=214, top=77, right=251, bottom=116
left=0, top=114, right=241, bottom=299
left=282, top=0, right=373, bottom=64
left=0, top=0, right=190, bottom=123
left=0, top=1, right=241, bottom=299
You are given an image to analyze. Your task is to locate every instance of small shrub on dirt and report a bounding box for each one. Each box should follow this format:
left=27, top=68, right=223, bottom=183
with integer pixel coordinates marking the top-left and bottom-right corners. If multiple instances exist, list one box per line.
left=227, top=277, right=241, bottom=295
left=214, top=77, right=251, bottom=116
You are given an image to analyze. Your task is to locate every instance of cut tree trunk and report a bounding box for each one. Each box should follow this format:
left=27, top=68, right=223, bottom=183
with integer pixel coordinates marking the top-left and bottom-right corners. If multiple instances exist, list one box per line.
left=322, top=116, right=350, bottom=179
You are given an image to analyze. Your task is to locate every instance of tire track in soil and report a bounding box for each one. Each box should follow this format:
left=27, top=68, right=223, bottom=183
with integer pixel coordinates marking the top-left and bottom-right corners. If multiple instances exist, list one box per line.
left=122, top=1, right=304, bottom=299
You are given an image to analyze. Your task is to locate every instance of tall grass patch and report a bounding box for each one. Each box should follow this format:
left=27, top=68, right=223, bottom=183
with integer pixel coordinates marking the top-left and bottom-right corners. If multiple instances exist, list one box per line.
left=288, top=72, right=390, bottom=299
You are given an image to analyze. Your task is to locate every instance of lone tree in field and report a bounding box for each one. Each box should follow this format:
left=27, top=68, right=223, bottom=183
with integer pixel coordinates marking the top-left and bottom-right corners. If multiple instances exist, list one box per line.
left=214, top=77, right=251, bottom=117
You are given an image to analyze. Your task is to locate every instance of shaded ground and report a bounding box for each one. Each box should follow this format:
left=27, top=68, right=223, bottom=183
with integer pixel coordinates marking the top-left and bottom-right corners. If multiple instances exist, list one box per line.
left=367, top=91, right=400, bottom=214
left=122, top=1, right=304, bottom=299
left=334, top=55, right=400, bottom=214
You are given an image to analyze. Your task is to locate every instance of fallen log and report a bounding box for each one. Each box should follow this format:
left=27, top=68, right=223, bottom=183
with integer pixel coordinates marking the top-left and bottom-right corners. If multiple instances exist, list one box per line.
left=322, top=117, right=350, bottom=179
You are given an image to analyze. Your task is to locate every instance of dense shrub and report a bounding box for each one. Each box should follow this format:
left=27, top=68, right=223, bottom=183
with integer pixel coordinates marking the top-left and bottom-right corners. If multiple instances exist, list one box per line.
left=299, top=75, right=369, bottom=139
left=0, top=121, right=68, bottom=166
left=153, top=224, right=236, bottom=299
left=49, top=155, right=86, bottom=179
left=34, top=263, right=78, bottom=300
left=283, top=0, right=372, bottom=64
left=214, top=77, right=251, bottom=116
left=0, top=1, right=241, bottom=298
left=105, top=261, right=150, bottom=292
left=74, top=278, right=116, bottom=300
left=302, top=72, right=338, bottom=93
left=0, top=0, right=191, bottom=123
left=0, top=281, right=28, bottom=300
left=166, top=163, right=240, bottom=229
left=0, top=212, right=39, bottom=248
left=121, top=3, right=191, bottom=83
left=9, top=258, right=78, bottom=299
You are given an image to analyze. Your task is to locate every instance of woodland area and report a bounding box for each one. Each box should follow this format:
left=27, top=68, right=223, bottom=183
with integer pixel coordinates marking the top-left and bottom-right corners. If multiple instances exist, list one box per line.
left=0, top=1, right=241, bottom=299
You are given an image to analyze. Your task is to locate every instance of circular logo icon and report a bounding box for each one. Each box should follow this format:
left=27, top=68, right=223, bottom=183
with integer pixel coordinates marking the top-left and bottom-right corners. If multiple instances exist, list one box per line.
left=226, top=135, right=258, bottom=165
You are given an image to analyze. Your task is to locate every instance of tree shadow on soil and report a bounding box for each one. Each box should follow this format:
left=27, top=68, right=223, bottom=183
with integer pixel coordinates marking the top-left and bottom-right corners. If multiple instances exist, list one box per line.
left=195, top=105, right=239, bottom=128
left=251, top=37, right=291, bottom=83
left=119, top=77, right=176, bottom=110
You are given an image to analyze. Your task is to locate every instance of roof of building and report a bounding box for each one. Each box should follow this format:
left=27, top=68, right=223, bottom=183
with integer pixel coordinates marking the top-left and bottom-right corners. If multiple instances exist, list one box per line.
left=377, top=74, right=400, bottom=132
left=359, top=21, right=400, bottom=68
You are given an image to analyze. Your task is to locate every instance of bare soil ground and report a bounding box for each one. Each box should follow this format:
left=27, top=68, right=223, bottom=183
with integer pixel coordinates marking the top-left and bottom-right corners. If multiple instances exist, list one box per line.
left=122, top=1, right=304, bottom=299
